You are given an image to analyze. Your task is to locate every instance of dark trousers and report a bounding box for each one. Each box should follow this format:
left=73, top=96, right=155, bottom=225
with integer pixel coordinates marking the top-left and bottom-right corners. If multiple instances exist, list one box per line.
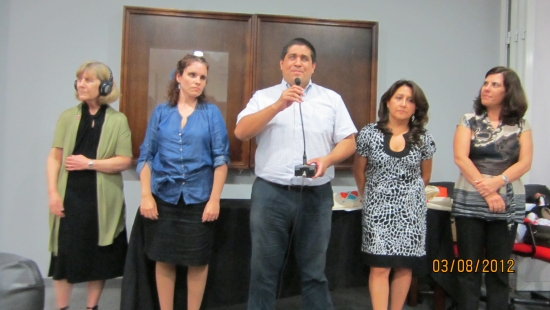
left=455, top=217, right=517, bottom=310
left=247, top=178, right=334, bottom=310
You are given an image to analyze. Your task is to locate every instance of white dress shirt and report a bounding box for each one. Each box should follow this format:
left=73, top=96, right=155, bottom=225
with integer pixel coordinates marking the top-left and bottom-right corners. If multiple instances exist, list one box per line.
left=237, top=80, right=357, bottom=186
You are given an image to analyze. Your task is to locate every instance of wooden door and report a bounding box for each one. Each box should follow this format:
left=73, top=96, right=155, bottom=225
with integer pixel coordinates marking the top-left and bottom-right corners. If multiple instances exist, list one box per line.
left=120, top=7, right=254, bottom=168
left=120, top=7, right=378, bottom=169
left=252, top=15, right=378, bottom=168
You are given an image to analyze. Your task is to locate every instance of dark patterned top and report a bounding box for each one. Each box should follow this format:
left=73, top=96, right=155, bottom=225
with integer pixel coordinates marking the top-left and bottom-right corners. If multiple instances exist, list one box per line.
left=357, top=123, right=436, bottom=257
left=452, top=112, right=531, bottom=223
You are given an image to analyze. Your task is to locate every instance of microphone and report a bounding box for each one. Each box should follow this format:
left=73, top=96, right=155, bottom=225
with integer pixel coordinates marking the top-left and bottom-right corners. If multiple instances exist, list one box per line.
left=293, top=76, right=316, bottom=177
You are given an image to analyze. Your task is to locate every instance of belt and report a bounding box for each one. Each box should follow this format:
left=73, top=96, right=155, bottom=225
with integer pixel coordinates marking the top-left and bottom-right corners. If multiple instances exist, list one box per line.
left=263, top=179, right=314, bottom=192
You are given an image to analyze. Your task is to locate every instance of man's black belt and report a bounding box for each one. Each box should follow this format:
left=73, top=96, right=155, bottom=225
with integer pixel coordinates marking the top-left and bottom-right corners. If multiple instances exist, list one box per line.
left=263, top=179, right=316, bottom=192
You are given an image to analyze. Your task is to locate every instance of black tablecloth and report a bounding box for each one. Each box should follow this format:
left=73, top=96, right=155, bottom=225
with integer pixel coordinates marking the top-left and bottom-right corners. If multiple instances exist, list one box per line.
left=426, top=208, right=460, bottom=302
left=120, top=200, right=368, bottom=309
left=424, top=182, right=460, bottom=302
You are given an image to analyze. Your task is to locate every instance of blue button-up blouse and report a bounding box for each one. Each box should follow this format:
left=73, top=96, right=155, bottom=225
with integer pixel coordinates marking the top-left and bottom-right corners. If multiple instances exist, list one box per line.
left=137, top=102, right=230, bottom=205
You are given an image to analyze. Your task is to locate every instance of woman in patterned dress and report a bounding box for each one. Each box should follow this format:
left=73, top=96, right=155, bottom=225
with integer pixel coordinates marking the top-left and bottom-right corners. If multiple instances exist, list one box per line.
left=354, top=80, right=436, bottom=310
left=452, top=66, right=532, bottom=310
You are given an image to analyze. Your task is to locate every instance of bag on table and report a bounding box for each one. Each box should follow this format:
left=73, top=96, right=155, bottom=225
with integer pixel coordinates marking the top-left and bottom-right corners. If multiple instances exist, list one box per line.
left=523, top=206, right=550, bottom=248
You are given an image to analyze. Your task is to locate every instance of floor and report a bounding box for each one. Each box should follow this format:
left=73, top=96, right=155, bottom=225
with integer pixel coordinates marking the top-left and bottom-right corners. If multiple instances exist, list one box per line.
left=43, top=278, right=550, bottom=310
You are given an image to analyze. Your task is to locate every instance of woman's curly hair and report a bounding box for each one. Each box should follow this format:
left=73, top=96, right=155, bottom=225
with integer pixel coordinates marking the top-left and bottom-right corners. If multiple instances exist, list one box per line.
left=376, top=79, right=429, bottom=146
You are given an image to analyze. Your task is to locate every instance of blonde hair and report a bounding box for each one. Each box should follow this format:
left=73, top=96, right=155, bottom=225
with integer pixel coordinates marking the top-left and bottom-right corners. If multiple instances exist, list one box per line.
left=74, top=61, right=120, bottom=104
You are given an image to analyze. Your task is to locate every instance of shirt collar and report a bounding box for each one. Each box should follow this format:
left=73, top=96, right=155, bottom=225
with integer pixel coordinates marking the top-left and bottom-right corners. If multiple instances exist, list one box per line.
left=282, top=78, right=313, bottom=95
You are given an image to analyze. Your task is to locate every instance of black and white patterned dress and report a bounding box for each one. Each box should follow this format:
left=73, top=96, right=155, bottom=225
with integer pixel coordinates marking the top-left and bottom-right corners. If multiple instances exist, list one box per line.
left=356, top=123, right=436, bottom=270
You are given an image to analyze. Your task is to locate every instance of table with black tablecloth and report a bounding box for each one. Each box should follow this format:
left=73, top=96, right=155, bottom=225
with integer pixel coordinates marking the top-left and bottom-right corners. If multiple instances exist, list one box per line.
left=423, top=182, right=459, bottom=308
left=425, top=208, right=460, bottom=303
left=120, top=199, right=368, bottom=309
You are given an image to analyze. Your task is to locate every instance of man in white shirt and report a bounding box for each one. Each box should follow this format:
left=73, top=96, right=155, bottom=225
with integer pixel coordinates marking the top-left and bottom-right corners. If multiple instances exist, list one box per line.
left=235, top=38, right=357, bottom=310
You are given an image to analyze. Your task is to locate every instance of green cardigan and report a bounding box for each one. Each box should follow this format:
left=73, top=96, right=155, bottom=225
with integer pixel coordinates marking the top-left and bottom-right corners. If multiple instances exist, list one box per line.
left=48, top=103, right=132, bottom=254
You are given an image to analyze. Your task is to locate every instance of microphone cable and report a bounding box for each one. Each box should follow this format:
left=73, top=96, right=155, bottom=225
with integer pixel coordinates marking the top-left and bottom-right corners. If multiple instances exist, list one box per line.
left=276, top=173, right=306, bottom=300
left=295, top=77, right=308, bottom=165
left=277, top=77, right=307, bottom=300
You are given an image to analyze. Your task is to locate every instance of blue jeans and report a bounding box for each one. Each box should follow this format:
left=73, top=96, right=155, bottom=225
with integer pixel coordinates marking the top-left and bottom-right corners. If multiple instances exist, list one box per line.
left=247, top=178, right=334, bottom=310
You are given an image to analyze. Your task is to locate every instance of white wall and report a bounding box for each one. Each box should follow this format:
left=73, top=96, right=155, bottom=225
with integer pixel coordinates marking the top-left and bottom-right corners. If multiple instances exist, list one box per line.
left=528, top=0, right=550, bottom=186
left=0, top=2, right=9, bottom=204
left=0, top=0, right=505, bottom=274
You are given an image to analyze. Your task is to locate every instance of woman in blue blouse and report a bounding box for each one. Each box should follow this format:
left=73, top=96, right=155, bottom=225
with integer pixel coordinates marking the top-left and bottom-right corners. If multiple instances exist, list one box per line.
left=137, top=54, right=229, bottom=310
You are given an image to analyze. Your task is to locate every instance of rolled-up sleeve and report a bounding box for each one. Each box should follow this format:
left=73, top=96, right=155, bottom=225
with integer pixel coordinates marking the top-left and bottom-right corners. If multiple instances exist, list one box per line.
left=332, top=95, right=357, bottom=143
left=209, top=105, right=230, bottom=167
left=137, top=106, right=160, bottom=175
left=236, top=91, right=261, bottom=123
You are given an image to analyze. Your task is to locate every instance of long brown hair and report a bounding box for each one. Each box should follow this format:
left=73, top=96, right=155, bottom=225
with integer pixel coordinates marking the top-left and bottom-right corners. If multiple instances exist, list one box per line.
left=167, top=54, right=209, bottom=106
left=473, top=66, right=528, bottom=125
left=376, top=79, right=429, bottom=146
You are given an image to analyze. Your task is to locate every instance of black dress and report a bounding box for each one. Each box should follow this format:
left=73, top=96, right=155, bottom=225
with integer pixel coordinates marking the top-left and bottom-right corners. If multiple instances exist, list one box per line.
left=48, top=104, right=127, bottom=283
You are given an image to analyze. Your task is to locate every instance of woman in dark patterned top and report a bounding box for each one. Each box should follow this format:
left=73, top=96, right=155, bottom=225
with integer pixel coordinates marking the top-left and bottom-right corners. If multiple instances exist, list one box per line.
left=452, top=66, right=532, bottom=310
left=354, top=80, right=436, bottom=310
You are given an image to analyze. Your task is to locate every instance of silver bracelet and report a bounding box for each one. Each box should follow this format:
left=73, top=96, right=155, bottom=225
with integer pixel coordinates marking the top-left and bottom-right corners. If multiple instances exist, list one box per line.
left=501, top=174, right=509, bottom=185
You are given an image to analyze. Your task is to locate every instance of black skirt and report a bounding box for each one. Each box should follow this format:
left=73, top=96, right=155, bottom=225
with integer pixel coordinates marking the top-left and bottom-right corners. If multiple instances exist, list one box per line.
left=49, top=230, right=127, bottom=283
left=143, top=195, right=214, bottom=266
left=363, top=253, right=427, bottom=275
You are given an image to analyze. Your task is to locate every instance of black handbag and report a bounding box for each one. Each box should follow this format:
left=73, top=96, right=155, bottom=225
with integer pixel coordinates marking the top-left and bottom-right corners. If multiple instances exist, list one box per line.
left=524, top=224, right=550, bottom=248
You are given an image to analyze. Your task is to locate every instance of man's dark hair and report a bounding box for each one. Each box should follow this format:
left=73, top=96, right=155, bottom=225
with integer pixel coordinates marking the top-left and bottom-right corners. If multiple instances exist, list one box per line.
left=280, top=38, right=316, bottom=63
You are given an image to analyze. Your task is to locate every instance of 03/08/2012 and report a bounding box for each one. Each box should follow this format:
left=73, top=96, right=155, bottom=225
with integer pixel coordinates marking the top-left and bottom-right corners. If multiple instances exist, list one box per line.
left=432, top=259, right=515, bottom=273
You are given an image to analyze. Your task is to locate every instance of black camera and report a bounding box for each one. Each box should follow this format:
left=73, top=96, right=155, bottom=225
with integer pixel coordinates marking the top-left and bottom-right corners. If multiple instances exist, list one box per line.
left=294, top=164, right=316, bottom=178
